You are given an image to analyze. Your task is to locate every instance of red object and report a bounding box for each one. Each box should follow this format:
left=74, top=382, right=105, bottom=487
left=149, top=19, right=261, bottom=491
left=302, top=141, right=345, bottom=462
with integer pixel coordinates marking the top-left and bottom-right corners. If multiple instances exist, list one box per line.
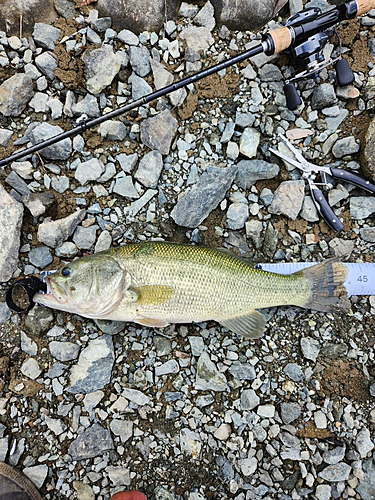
left=110, top=492, right=147, bottom=500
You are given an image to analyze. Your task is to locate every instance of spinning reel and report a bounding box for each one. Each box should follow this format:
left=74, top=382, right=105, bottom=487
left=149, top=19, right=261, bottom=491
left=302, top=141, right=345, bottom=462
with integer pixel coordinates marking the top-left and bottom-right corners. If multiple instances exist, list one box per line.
left=283, top=7, right=355, bottom=110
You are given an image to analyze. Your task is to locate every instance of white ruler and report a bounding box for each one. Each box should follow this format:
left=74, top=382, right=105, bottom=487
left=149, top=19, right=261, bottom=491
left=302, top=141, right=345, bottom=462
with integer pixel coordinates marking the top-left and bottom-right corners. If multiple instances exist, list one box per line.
left=255, top=262, right=375, bottom=296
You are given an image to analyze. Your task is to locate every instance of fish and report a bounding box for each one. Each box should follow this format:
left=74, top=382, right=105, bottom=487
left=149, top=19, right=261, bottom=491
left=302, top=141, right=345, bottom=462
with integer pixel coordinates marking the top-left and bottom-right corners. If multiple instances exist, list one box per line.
left=34, top=241, right=350, bottom=338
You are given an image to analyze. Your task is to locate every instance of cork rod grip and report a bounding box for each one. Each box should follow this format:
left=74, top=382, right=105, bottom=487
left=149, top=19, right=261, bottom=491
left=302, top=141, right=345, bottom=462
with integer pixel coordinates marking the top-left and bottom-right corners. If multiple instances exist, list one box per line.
left=356, top=0, right=375, bottom=16
left=268, top=27, right=292, bottom=54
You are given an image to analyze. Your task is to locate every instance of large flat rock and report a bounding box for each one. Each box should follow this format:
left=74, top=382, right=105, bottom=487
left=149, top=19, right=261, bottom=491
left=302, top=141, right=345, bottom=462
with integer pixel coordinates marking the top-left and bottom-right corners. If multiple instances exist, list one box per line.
left=0, top=0, right=57, bottom=37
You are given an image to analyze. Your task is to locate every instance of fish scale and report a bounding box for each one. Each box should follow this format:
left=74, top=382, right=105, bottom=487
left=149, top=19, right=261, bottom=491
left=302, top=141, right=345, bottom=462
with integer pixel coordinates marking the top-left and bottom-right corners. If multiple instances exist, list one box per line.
left=109, top=243, right=307, bottom=321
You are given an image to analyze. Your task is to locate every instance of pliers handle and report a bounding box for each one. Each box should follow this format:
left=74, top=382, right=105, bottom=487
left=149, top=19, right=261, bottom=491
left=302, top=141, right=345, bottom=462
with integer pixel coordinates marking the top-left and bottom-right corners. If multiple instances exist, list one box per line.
left=269, top=134, right=375, bottom=232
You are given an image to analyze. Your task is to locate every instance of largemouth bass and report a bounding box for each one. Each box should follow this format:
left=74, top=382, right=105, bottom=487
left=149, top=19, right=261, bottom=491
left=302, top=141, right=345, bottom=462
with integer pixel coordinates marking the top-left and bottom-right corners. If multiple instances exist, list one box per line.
left=34, top=242, right=350, bottom=338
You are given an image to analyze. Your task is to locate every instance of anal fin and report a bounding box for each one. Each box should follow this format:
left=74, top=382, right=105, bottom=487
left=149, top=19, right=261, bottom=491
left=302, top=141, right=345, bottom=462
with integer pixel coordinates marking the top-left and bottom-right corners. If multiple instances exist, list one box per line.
left=218, top=310, right=266, bottom=339
left=135, top=318, right=170, bottom=328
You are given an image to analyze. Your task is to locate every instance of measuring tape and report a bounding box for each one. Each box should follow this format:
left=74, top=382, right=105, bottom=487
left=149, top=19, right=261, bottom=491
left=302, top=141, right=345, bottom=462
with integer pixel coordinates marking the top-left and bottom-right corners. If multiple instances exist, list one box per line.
left=255, top=262, right=375, bottom=296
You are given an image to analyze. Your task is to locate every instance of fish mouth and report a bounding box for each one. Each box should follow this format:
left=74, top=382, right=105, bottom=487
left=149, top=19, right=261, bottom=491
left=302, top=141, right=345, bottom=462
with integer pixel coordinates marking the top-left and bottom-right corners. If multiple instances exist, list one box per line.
left=34, top=277, right=68, bottom=306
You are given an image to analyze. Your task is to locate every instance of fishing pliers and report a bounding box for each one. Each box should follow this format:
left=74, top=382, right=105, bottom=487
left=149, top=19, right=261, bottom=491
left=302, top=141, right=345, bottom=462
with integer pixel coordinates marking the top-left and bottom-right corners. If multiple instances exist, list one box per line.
left=269, top=133, right=375, bottom=232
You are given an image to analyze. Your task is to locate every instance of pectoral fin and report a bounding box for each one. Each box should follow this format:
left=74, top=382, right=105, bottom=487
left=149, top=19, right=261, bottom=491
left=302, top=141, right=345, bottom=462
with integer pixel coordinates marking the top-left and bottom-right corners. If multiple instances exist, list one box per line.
left=218, top=310, right=266, bottom=339
left=132, top=285, right=174, bottom=306
left=135, top=318, right=170, bottom=328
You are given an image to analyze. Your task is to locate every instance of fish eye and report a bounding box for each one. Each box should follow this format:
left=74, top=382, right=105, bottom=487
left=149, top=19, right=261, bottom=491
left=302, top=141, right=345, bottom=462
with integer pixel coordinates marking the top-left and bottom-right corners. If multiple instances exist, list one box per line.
left=62, top=267, right=71, bottom=277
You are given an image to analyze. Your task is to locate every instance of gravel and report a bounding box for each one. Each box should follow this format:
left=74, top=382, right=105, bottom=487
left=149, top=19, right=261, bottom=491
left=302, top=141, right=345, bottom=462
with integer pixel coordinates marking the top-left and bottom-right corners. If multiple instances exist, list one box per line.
left=0, top=3, right=374, bottom=499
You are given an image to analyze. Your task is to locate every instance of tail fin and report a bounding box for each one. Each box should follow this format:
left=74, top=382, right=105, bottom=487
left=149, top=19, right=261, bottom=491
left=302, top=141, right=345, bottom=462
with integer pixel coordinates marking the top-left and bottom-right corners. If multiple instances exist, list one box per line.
left=296, top=257, right=350, bottom=313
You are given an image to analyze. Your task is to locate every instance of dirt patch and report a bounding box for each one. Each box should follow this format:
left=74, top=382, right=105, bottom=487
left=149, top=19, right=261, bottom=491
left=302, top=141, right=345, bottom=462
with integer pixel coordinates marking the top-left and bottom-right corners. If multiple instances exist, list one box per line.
left=337, top=20, right=373, bottom=74
left=196, top=69, right=240, bottom=99
left=177, top=92, right=199, bottom=120
left=318, top=359, right=370, bottom=403
left=297, top=420, right=333, bottom=439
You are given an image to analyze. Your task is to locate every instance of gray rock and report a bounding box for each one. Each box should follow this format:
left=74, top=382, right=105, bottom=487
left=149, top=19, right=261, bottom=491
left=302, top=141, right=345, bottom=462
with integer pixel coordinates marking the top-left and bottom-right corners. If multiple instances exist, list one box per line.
left=0, top=74, right=34, bottom=117
left=284, top=363, right=304, bottom=382
left=226, top=203, right=249, bottom=230
left=301, top=337, right=320, bottom=362
left=140, top=109, right=178, bottom=155
left=318, top=463, right=351, bottom=482
left=49, top=341, right=80, bottom=362
left=228, top=362, right=256, bottom=381
left=187, top=336, right=204, bottom=357
left=314, top=410, right=327, bottom=429
left=129, top=45, right=151, bottom=77
left=22, top=192, right=55, bottom=217
left=350, top=197, right=375, bottom=219
left=269, top=180, right=305, bottom=220
left=280, top=403, right=301, bottom=424
left=75, top=158, right=105, bottom=185
left=129, top=73, right=153, bottom=100
left=117, top=152, right=138, bottom=173
left=99, top=121, right=127, bottom=141
left=259, top=63, right=283, bottom=81
left=20, top=332, right=38, bottom=356
left=155, top=360, right=179, bottom=376
left=323, top=445, right=346, bottom=465
left=195, top=351, right=228, bottom=391
left=72, top=93, right=100, bottom=118
left=51, top=176, right=69, bottom=194
left=221, top=122, right=235, bottom=143
left=325, top=109, right=349, bottom=134
left=82, top=45, right=121, bottom=95
left=54, top=0, right=77, bottom=19
left=171, top=166, right=237, bottom=228
left=135, top=150, right=163, bottom=188
left=0, top=185, right=23, bottom=281
left=315, top=484, right=331, bottom=500
left=21, top=358, right=42, bottom=380
left=329, top=237, right=355, bottom=257
left=0, top=128, right=13, bottom=146
left=193, top=1, right=215, bottom=31
left=210, top=0, right=277, bottom=30
left=73, top=225, right=98, bottom=250
left=122, top=388, right=151, bottom=406
left=180, top=428, right=202, bottom=459
left=311, top=83, right=337, bottom=110
left=360, top=227, right=375, bottom=242
left=320, top=342, right=348, bottom=358
left=25, top=306, right=54, bottom=335
left=301, top=198, right=322, bottom=223
left=55, top=242, right=78, bottom=258
left=0, top=436, right=9, bottom=462
left=29, top=123, right=72, bottom=160
left=5, top=171, right=31, bottom=196
left=113, top=175, right=139, bottom=199
left=110, top=419, right=133, bottom=443
left=239, top=127, right=260, bottom=158
left=364, top=117, right=375, bottom=181
left=37, top=210, right=86, bottom=248
left=356, top=428, right=374, bottom=458
left=68, top=336, right=115, bottom=393
left=332, top=136, right=359, bottom=158
left=35, top=52, right=58, bottom=80
left=28, top=246, right=53, bottom=268
left=151, top=59, right=174, bottom=90
left=94, top=319, right=126, bottom=334
left=68, top=423, right=114, bottom=460
left=117, top=29, right=139, bottom=45
left=357, top=457, right=375, bottom=500
left=28, top=92, right=49, bottom=113
left=23, top=464, right=48, bottom=490
left=0, top=302, right=11, bottom=323
left=179, top=26, right=214, bottom=54
left=328, top=184, right=349, bottom=207
left=32, top=22, right=61, bottom=50
left=235, top=160, right=279, bottom=189
left=240, top=389, right=260, bottom=410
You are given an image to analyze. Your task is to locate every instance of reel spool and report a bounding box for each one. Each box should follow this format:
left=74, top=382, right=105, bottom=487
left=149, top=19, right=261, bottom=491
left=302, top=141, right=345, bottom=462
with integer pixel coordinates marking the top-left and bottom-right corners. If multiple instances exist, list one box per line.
left=283, top=7, right=355, bottom=110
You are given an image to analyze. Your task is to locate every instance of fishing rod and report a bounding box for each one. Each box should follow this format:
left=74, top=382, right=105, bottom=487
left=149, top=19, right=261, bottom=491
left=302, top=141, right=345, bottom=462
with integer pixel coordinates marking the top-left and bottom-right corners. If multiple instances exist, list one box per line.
left=0, top=0, right=374, bottom=167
